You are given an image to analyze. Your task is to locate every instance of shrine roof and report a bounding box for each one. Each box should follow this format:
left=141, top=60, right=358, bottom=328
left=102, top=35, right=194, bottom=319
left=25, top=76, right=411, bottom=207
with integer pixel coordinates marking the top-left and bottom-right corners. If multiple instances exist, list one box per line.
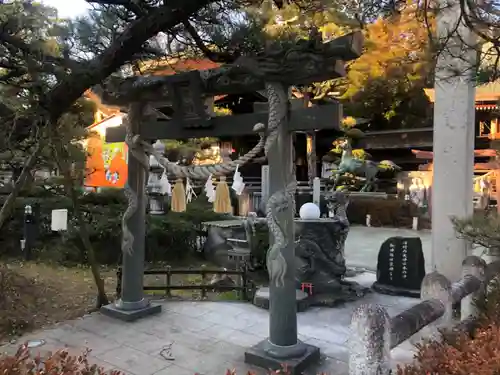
left=411, top=148, right=497, bottom=159
left=86, top=113, right=121, bottom=131
left=84, top=57, right=270, bottom=116
left=424, top=80, right=500, bottom=103
left=364, top=127, right=432, bottom=135
left=96, top=32, right=363, bottom=107
left=137, top=58, right=221, bottom=76
left=84, top=90, right=121, bottom=117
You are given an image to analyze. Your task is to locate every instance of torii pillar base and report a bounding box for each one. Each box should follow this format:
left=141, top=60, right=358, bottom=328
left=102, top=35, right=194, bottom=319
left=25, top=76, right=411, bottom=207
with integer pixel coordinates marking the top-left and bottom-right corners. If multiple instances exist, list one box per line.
left=101, top=300, right=162, bottom=322
left=245, top=339, right=320, bottom=375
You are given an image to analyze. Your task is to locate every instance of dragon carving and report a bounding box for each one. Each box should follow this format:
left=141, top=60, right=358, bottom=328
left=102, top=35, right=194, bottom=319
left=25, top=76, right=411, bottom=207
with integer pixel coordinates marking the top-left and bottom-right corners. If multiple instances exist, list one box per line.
left=264, top=82, right=296, bottom=288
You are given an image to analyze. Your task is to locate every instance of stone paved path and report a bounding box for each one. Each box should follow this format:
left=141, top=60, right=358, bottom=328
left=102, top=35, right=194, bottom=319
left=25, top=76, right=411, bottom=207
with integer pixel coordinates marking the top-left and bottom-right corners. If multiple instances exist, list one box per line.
left=4, top=226, right=468, bottom=374
left=1, top=271, right=422, bottom=375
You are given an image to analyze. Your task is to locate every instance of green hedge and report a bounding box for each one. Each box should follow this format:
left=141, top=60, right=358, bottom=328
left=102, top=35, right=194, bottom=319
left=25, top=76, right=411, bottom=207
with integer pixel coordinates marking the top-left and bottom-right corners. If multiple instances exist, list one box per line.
left=346, top=197, right=429, bottom=228
left=0, top=190, right=228, bottom=264
left=0, top=188, right=432, bottom=265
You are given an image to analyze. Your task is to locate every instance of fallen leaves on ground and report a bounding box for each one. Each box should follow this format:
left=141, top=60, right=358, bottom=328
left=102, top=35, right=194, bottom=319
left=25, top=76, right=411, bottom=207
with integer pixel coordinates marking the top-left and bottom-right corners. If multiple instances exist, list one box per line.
left=0, top=261, right=116, bottom=343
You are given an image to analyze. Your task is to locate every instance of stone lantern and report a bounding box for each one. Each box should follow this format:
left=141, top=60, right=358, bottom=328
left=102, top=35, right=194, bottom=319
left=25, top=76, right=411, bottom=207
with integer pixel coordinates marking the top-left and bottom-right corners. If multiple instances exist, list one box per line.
left=147, top=140, right=167, bottom=215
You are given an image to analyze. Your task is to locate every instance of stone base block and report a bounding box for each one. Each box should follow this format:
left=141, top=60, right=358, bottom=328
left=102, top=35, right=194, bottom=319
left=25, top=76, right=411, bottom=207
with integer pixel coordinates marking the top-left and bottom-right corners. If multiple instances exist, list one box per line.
left=245, top=339, right=320, bottom=375
left=100, top=302, right=162, bottom=322
left=372, top=281, right=420, bottom=298
left=252, top=287, right=310, bottom=312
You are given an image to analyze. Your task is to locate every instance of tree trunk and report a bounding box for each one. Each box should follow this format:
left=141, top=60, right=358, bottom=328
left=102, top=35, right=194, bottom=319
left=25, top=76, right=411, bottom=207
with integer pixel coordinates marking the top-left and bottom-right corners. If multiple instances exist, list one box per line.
left=53, top=144, right=109, bottom=308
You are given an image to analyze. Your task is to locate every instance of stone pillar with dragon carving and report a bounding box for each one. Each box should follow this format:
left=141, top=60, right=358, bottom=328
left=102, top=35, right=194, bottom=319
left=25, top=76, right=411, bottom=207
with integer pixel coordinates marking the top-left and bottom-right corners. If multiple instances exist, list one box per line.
left=245, top=82, right=321, bottom=372
left=101, top=103, right=162, bottom=320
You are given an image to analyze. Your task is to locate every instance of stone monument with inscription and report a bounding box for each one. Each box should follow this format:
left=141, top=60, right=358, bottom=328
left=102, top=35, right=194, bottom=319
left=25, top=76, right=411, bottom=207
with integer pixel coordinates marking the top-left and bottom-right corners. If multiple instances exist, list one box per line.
left=372, top=236, right=426, bottom=298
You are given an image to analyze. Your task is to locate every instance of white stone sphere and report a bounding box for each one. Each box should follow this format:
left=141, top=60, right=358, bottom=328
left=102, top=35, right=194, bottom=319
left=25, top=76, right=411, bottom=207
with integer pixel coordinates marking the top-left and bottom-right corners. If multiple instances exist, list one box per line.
left=299, top=203, right=320, bottom=220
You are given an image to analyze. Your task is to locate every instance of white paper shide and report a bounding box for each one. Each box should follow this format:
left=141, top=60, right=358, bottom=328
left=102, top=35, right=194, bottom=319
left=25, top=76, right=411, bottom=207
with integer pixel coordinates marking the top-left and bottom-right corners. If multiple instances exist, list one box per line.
left=231, top=165, right=245, bottom=196
left=204, top=174, right=215, bottom=202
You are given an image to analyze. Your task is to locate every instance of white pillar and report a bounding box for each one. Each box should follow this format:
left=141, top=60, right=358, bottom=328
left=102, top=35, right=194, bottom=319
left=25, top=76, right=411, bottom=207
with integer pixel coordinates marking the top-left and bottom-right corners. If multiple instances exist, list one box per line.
left=431, top=0, right=477, bottom=281
left=261, top=164, right=270, bottom=206
left=312, top=177, right=321, bottom=206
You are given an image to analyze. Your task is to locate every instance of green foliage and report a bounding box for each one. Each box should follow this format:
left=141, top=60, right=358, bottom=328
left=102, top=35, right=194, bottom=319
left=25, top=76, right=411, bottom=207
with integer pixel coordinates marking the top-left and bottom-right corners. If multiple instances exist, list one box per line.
left=244, top=1, right=433, bottom=130
left=452, top=212, right=500, bottom=252
left=340, top=6, right=434, bottom=129
left=0, top=1, right=96, bottom=182
left=474, top=272, right=500, bottom=324
left=163, top=137, right=219, bottom=164
left=0, top=190, right=227, bottom=265
left=249, top=221, right=270, bottom=269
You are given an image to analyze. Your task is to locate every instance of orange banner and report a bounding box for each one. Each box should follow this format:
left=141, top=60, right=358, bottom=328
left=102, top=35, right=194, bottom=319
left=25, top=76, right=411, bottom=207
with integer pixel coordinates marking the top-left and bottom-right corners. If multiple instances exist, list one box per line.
left=84, top=133, right=128, bottom=188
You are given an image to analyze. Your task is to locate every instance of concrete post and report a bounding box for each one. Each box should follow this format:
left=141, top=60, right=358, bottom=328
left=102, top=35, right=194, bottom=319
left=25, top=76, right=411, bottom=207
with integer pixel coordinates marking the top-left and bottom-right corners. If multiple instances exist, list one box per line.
left=101, top=103, right=161, bottom=321
left=431, top=0, right=477, bottom=281
left=261, top=164, right=270, bottom=209
left=461, top=255, right=486, bottom=319
left=421, top=272, right=453, bottom=329
left=349, top=304, right=391, bottom=375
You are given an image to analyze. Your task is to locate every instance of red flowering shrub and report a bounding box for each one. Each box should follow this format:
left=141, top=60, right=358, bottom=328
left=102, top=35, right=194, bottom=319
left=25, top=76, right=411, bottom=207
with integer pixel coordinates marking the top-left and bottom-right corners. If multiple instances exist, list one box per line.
left=0, top=349, right=328, bottom=375
left=397, top=269, right=500, bottom=375
left=397, top=323, right=500, bottom=375
left=0, top=344, right=121, bottom=375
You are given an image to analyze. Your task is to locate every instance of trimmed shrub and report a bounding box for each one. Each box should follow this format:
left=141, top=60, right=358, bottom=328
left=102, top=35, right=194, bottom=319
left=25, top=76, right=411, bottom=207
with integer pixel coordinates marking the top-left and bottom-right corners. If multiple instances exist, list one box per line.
left=346, top=198, right=430, bottom=229
left=452, top=211, right=500, bottom=252
left=0, top=191, right=227, bottom=264
left=0, top=195, right=73, bottom=258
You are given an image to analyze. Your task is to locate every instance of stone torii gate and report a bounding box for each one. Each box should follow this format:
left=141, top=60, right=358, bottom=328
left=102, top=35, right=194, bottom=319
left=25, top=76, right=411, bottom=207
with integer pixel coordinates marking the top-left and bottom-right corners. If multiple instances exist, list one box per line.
left=99, top=30, right=362, bottom=373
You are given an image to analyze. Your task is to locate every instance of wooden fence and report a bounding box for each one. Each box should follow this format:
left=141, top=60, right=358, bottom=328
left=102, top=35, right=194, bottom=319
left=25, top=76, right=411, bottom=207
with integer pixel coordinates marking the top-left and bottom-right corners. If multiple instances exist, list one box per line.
left=116, top=266, right=253, bottom=301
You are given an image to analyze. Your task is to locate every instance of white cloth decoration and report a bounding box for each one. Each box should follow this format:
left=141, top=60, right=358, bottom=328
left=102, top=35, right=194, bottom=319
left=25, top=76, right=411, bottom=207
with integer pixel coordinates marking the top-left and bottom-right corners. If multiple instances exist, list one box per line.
left=204, top=174, right=216, bottom=203
left=158, top=170, right=172, bottom=196
left=409, top=178, right=425, bottom=208
left=231, top=165, right=245, bottom=196
left=186, top=177, right=196, bottom=203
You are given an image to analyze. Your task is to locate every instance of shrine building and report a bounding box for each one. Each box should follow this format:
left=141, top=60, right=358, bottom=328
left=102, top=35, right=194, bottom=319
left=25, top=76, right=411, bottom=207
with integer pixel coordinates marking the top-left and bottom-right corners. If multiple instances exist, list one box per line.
left=82, top=58, right=347, bottom=189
